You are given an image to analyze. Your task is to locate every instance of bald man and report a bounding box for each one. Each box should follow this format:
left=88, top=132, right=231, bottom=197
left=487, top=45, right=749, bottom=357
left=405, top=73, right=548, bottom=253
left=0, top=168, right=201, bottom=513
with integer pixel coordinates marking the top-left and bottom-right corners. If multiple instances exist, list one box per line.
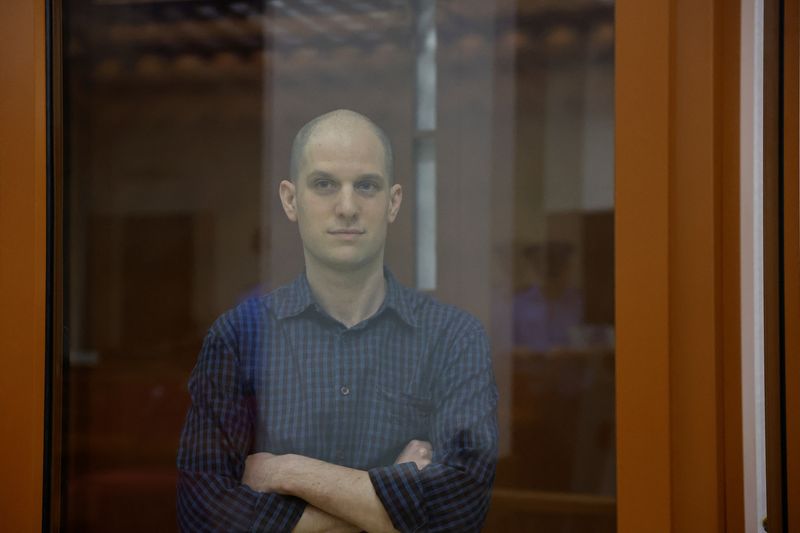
left=177, top=110, right=498, bottom=532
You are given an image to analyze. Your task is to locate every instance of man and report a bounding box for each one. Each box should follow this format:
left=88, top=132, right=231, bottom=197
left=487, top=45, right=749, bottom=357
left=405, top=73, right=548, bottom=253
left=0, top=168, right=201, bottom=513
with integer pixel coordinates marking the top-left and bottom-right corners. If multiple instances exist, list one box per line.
left=177, top=109, right=498, bottom=532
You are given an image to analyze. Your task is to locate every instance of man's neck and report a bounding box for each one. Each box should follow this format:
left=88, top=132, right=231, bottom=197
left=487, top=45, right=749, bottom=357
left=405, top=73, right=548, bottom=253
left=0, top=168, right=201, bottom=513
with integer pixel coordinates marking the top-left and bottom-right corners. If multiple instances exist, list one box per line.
left=304, top=259, right=386, bottom=328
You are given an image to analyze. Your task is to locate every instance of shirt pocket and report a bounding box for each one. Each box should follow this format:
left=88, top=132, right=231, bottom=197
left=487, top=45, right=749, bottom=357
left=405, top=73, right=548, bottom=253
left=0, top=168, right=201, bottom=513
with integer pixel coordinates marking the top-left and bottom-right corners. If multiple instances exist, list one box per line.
left=375, top=385, right=434, bottom=440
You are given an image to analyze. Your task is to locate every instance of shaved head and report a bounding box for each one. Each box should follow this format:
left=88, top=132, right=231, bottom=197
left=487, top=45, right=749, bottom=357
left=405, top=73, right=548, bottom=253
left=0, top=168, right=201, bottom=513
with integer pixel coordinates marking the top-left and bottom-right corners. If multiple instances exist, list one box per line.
left=290, top=109, right=394, bottom=183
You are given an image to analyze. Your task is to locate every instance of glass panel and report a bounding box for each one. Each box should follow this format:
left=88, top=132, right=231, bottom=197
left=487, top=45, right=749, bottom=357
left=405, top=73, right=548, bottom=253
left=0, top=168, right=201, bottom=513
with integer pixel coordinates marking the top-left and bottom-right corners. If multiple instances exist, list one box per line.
left=63, top=0, right=615, bottom=531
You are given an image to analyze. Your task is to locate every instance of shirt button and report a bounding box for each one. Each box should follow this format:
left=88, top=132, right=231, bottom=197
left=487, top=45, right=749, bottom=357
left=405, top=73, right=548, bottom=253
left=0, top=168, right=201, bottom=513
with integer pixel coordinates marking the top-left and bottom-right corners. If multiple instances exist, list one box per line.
left=340, top=385, right=350, bottom=396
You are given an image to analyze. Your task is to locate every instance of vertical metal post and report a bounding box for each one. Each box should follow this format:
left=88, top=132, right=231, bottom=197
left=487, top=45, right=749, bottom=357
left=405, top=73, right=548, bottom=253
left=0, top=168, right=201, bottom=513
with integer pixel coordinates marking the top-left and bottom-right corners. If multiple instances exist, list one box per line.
left=414, top=0, right=437, bottom=290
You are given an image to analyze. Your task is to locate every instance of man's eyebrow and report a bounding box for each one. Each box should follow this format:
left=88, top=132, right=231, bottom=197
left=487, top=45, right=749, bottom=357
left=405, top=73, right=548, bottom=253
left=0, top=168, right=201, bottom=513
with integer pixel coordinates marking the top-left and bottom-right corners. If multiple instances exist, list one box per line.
left=357, top=173, right=386, bottom=182
left=305, top=171, right=387, bottom=182
left=305, top=170, right=335, bottom=181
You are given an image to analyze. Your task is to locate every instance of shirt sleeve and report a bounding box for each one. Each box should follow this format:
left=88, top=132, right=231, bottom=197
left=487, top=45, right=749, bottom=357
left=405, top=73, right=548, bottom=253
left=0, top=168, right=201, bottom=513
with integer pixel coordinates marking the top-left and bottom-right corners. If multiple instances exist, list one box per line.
left=368, top=324, right=499, bottom=532
left=177, top=320, right=307, bottom=532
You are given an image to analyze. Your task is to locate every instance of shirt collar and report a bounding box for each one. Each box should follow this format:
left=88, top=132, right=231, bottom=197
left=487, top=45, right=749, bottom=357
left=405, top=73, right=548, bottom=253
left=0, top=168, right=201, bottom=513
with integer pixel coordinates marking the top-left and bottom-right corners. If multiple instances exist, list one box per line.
left=382, top=268, right=418, bottom=327
left=272, top=267, right=417, bottom=328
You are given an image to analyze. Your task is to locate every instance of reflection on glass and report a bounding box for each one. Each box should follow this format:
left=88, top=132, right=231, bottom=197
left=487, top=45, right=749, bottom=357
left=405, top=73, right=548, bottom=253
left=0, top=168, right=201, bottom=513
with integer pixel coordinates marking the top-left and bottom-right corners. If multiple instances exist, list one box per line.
left=64, top=0, right=615, bottom=531
left=513, top=242, right=585, bottom=353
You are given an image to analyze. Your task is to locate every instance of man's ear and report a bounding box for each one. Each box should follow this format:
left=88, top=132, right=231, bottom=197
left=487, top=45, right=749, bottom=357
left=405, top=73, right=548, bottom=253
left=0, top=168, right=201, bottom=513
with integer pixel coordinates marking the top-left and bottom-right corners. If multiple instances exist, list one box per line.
left=279, top=180, right=298, bottom=222
left=387, top=184, right=402, bottom=223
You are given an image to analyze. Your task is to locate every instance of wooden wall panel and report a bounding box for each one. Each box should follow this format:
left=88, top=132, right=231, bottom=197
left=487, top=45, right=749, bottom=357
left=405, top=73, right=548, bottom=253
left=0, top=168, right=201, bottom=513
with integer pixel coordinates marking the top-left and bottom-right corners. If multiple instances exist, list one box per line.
left=0, top=0, right=47, bottom=530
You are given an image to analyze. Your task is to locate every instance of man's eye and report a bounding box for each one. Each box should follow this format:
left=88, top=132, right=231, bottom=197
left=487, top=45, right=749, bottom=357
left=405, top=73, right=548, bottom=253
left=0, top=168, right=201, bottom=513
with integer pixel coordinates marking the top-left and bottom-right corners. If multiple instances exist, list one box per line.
left=314, top=180, right=334, bottom=190
left=356, top=182, right=378, bottom=193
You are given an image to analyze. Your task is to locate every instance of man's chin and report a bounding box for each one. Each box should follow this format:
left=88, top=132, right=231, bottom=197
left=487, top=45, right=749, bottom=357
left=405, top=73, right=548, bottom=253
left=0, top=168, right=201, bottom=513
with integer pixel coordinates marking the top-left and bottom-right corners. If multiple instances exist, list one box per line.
left=304, top=244, right=383, bottom=274
left=319, top=254, right=377, bottom=273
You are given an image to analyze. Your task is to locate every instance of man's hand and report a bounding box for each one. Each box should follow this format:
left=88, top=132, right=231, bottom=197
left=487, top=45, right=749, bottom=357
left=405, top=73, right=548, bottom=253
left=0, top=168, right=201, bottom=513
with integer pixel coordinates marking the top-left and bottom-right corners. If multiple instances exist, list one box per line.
left=394, top=439, right=432, bottom=470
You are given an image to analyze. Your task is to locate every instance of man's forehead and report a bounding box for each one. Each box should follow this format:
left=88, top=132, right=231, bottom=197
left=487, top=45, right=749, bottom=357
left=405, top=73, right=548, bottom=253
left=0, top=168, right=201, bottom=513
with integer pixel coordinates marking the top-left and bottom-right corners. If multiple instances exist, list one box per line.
left=301, top=122, right=387, bottom=167
left=305, top=118, right=382, bottom=149
left=300, top=152, right=388, bottom=181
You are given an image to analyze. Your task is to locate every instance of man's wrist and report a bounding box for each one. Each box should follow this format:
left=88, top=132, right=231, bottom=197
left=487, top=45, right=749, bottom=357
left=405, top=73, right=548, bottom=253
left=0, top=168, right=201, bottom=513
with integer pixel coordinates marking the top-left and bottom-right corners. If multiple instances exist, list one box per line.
left=276, top=454, right=306, bottom=495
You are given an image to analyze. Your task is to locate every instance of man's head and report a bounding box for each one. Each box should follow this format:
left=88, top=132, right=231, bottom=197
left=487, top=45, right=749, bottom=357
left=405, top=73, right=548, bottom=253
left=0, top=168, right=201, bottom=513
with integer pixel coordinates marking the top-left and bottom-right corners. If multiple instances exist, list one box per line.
left=279, top=109, right=402, bottom=274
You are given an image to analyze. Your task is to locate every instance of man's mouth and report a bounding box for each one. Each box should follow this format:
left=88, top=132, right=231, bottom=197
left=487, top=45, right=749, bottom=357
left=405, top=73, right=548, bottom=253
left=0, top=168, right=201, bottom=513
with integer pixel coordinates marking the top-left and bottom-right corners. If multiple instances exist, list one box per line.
left=328, top=229, right=365, bottom=235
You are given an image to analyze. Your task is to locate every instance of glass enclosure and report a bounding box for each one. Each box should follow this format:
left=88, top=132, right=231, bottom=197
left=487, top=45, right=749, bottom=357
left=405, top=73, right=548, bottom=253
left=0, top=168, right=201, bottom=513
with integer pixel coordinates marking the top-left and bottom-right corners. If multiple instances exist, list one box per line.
left=64, top=0, right=615, bottom=530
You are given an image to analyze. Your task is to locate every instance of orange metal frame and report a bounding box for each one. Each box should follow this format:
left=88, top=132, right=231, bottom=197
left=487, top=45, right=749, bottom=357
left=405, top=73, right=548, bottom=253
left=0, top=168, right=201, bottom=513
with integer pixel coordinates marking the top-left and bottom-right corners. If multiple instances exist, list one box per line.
left=783, top=0, right=800, bottom=528
left=0, top=0, right=769, bottom=531
left=616, top=0, right=744, bottom=531
left=0, top=0, right=47, bottom=531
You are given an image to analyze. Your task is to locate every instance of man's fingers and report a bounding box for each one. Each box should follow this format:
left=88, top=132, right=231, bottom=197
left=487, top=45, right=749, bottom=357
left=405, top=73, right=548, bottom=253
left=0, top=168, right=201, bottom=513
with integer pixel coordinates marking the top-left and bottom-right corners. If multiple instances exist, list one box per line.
left=414, top=441, right=432, bottom=455
left=415, top=445, right=430, bottom=458
left=394, top=440, right=433, bottom=468
left=405, top=440, right=431, bottom=451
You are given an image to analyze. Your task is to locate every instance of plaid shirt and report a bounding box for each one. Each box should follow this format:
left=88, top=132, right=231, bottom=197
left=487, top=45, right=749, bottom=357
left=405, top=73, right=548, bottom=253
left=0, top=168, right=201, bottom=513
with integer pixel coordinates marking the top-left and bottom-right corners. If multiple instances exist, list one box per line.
left=177, top=269, right=498, bottom=532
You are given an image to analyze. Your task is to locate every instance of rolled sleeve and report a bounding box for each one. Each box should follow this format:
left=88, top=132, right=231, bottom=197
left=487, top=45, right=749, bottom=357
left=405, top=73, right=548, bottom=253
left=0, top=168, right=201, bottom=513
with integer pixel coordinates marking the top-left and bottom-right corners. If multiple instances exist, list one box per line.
left=368, top=462, right=427, bottom=532
left=367, top=446, right=496, bottom=533
left=251, top=492, right=308, bottom=532
left=177, top=320, right=307, bottom=532
left=368, top=323, right=498, bottom=532
left=177, top=471, right=306, bottom=532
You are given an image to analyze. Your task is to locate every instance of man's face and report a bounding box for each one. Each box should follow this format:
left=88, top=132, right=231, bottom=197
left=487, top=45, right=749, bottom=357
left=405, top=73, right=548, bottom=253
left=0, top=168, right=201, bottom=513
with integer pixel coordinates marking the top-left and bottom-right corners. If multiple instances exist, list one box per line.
left=279, top=121, right=402, bottom=273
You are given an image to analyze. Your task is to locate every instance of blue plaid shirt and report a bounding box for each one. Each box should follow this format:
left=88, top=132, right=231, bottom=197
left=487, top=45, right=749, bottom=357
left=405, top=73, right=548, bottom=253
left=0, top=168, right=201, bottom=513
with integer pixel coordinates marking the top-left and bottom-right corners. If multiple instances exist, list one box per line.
left=177, top=269, right=498, bottom=532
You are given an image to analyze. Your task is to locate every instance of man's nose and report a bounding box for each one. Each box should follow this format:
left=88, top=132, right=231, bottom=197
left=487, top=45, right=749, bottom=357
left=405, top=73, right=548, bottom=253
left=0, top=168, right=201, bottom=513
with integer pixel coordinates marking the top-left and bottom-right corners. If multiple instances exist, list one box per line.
left=335, top=186, right=358, bottom=218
